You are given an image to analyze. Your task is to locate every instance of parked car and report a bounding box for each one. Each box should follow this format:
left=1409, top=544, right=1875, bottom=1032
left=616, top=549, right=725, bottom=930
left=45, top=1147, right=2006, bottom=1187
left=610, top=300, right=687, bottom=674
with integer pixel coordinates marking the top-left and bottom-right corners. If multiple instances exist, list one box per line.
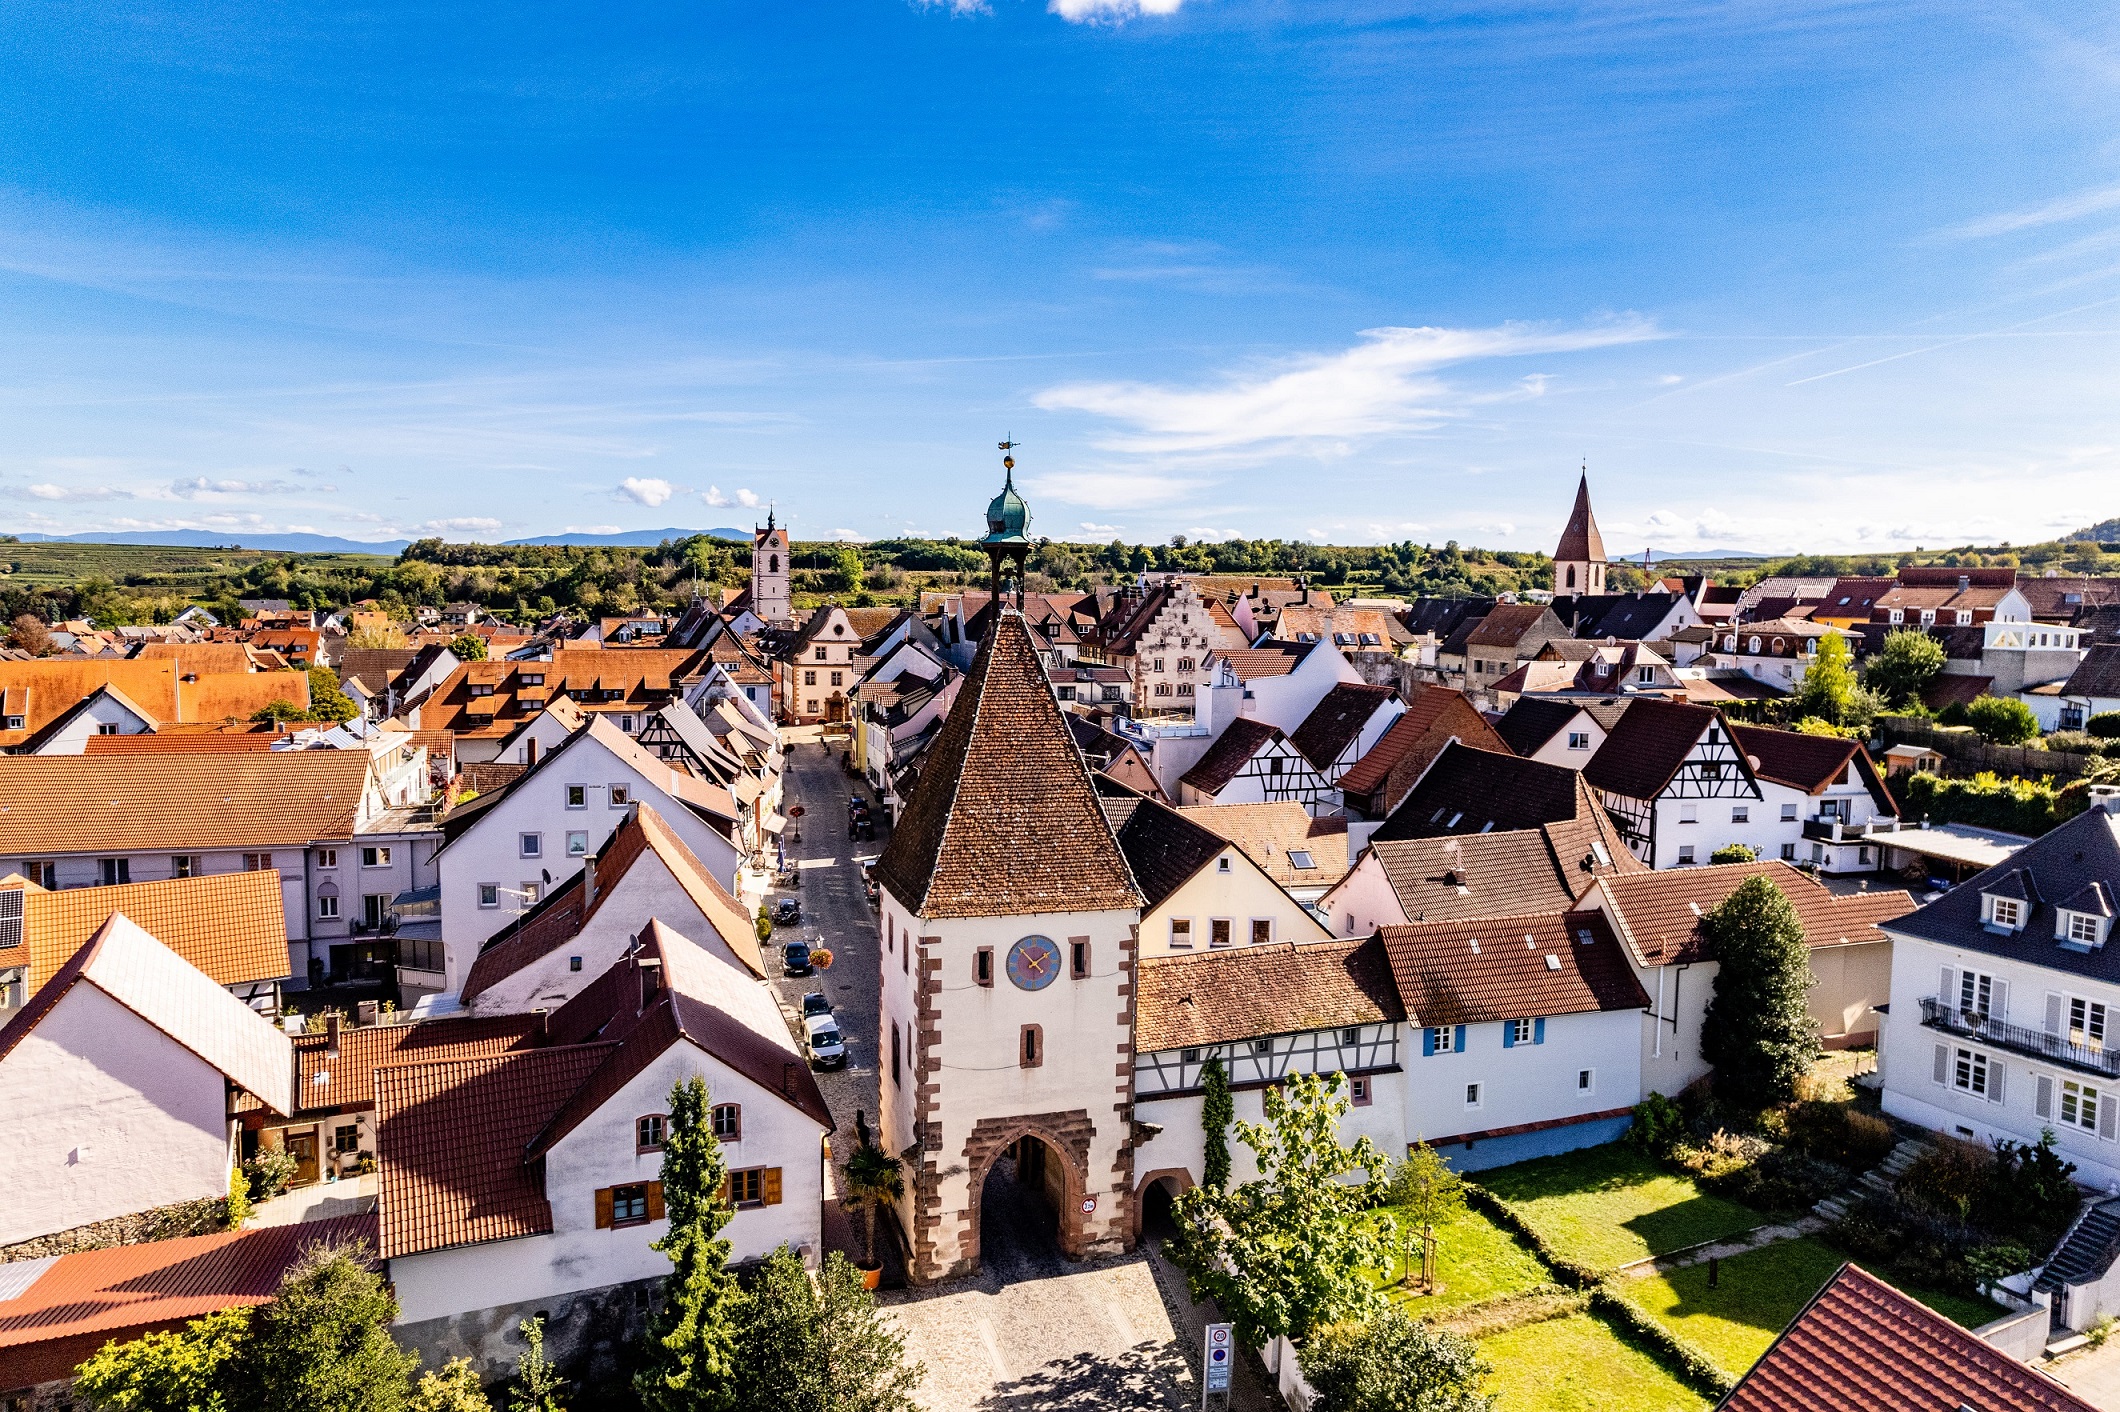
left=781, top=939, right=814, bottom=977
left=803, top=1014, right=847, bottom=1069
left=801, top=990, right=832, bottom=1020
left=774, top=897, right=802, bottom=927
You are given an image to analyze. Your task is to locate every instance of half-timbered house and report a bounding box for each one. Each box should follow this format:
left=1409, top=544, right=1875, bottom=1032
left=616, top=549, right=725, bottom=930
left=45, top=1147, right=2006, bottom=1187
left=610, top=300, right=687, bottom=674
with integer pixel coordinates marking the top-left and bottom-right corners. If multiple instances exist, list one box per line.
left=1582, top=698, right=1764, bottom=868
left=1175, top=719, right=1341, bottom=815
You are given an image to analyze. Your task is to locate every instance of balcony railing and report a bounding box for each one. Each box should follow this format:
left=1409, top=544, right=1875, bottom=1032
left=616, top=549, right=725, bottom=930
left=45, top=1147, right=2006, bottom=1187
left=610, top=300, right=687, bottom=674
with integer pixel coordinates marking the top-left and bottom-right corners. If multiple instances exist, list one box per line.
left=1920, top=996, right=2120, bottom=1079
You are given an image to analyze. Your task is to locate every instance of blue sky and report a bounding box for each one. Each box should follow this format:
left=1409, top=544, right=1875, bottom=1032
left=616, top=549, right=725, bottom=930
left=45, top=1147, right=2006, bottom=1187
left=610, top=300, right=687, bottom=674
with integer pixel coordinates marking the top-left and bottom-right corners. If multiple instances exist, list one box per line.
left=2, top=0, right=2118, bottom=554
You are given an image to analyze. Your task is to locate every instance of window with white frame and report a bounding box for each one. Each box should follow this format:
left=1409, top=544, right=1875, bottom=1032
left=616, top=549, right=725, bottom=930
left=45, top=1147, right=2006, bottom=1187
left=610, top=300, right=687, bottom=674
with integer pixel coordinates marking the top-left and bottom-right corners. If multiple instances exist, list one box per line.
left=1780, top=843, right=1797, bottom=860
left=1989, top=896, right=2023, bottom=930
left=362, top=846, right=391, bottom=868
left=2063, top=1080, right=2101, bottom=1132
left=520, top=833, right=542, bottom=859
left=1567, top=731, right=1590, bottom=750
left=1959, top=969, right=1998, bottom=1017
left=567, top=831, right=589, bottom=856
left=1169, top=919, right=1192, bottom=949
left=1427, top=1026, right=1457, bottom=1054
left=566, top=785, right=587, bottom=809
left=1464, top=1082, right=1482, bottom=1108
left=1508, top=1018, right=1534, bottom=1045
left=1578, top=1068, right=1595, bottom=1092
left=2071, top=997, right=2108, bottom=1047
left=317, top=893, right=339, bottom=919
left=1952, top=1047, right=1991, bottom=1097
left=478, top=884, right=500, bottom=908
left=315, top=848, right=339, bottom=868
left=1679, top=803, right=1698, bottom=824
left=1677, top=845, right=1696, bottom=864
left=609, top=785, right=630, bottom=807
left=1732, top=806, right=1749, bottom=824
left=1781, top=803, right=1797, bottom=821
left=2065, top=912, right=2107, bottom=947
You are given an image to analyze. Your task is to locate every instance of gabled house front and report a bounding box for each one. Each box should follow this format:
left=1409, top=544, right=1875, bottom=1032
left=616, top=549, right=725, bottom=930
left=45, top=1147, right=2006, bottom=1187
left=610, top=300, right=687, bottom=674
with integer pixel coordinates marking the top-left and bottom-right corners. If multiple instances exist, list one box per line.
left=1176, top=720, right=1341, bottom=815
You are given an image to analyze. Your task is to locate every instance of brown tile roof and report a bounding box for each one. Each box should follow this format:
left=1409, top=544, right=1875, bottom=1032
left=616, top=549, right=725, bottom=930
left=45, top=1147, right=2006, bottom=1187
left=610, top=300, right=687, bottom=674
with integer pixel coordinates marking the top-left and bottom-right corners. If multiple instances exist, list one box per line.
left=136, top=641, right=265, bottom=675
left=1100, top=790, right=1231, bottom=910
left=0, top=753, right=373, bottom=855
left=1463, top=602, right=1558, bottom=649
left=2019, top=574, right=2120, bottom=622
left=1492, top=696, right=1590, bottom=756
left=1372, top=741, right=1586, bottom=843
left=1582, top=697, right=1727, bottom=801
left=1814, top=578, right=1895, bottom=617
left=1721, top=1261, right=2095, bottom=1412
left=1589, top=860, right=1914, bottom=966
left=82, top=729, right=283, bottom=754
left=1178, top=801, right=1351, bottom=888
left=2062, top=643, right=2120, bottom=700
left=1377, top=910, right=1648, bottom=1026
left=1213, top=644, right=1310, bottom=680
left=1337, top=687, right=1507, bottom=804
left=1135, top=936, right=1403, bottom=1052
left=287, top=1014, right=544, bottom=1114
left=420, top=648, right=708, bottom=740
left=1554, top=474, right=1604, bottom=563
left=874, top=611, right=1139, bottom=920
left=1365, top=812, right=1638, bottom=924
left=12, top=870, right=289, bottom=996
left=1288, top=683, right=1396, bottom=771
left=0, top=1215, right=378, bottom=1387
left=1922, top=671, right=1994, bottom=709
left=0, top=660, right=311, bottom=749
left=1179, top=719, right=1286, bottom=796
left=1730, top=725, right=1896, bottom=818
left=374, top=1044, right=614, bottom=1259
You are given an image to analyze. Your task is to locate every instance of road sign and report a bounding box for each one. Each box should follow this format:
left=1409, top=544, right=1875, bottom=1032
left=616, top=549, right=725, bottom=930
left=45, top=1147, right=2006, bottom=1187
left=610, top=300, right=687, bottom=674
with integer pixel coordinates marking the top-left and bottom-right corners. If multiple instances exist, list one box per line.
left=1204, top=1322, right=1232, bottom=1398
left=1080, top=1197, right=1096, bottom=1215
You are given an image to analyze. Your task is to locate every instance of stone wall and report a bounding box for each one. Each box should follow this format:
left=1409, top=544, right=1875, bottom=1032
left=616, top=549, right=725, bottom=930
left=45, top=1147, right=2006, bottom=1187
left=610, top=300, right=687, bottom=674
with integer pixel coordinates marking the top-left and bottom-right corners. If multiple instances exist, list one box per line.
left=392, top=1274, right=662, bottom=1387
left=0, top=1198, right=226, bottom=1265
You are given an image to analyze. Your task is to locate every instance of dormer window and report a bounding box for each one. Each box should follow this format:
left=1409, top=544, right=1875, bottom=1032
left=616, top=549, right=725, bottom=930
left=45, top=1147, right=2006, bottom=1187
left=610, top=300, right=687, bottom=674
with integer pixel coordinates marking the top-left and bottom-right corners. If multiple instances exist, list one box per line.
left=1988, top=896, right=2023, bottom=931
left=2063, top=912, right=2108, bottom=948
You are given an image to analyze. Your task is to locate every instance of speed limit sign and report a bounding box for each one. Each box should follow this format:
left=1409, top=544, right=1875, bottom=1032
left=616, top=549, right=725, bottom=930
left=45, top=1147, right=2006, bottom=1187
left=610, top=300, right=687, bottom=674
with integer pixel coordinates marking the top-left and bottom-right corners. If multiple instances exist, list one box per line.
left=1204, top=1322, right=1232, bottom=1398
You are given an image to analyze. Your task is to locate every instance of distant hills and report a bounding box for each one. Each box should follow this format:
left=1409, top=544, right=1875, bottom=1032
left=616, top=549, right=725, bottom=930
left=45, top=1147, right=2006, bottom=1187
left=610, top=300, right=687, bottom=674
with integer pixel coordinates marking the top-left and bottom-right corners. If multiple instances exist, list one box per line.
left=5, top=526, right=754, bottom=553
left=1621, top=547, right=1781, bottom=563
left=2070, top=518, right=2120, bottom=542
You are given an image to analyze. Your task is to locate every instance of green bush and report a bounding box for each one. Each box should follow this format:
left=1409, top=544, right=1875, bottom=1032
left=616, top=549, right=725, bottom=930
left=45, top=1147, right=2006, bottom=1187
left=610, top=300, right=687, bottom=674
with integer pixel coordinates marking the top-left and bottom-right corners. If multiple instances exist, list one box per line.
left=1625, top=1093, right=1686, bottom=1159
left=1899, top=770, right=2081, bottom=835
left=1585, top=1287, right=1736, bottom=1399
left=2043, top=730, right=2106, bottom=756
left=1784, top=1102, right=1896, bottom=1172
left=1298, top=1308, right=1493, bottom=1412
left=2089, top=712, right=2120, bottom=740
left=1709, top=843, right=1759, bottom=863
left=243, top=1148, right=300, bottom=1203
left=1982, top=1133, right=2080, bottom=1242
left=1963, top=695, right=2040, bottom=745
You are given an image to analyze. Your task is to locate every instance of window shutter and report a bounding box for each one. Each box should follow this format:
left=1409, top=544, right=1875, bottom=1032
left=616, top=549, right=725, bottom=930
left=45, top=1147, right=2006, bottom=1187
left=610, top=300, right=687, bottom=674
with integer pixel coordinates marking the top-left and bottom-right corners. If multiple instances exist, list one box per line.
left=2036, top=1075, right=2055, bottom=1121
left=1932, top=1044, right=1949, bottom=1086
left=1502, top=1023, right=1516, bottom=1050
left=763, top=1168, right=783, bottom=1206
left=1990, top=1065, right=2005, bottom=1105
left=717, top=1175, right=732, bottom=1207
left=2047, top=993, right=2066, bottom=1037
left=646, top=1182, right=666, bottom=1222
left=1992, top=980, right=2010, bottom=1023
left=595, top=1187, right=614, bottom=1229
left=1421, top=1028, right=1435, bottom=1058
left=1534, top=1018, right=1546, bottom=1045
left=1454, top=1025, right=1466, bottom=1053
left=2102, top=1096, right=2118, bottom=1142
left=1940, top=967, right=1956, bottom=1010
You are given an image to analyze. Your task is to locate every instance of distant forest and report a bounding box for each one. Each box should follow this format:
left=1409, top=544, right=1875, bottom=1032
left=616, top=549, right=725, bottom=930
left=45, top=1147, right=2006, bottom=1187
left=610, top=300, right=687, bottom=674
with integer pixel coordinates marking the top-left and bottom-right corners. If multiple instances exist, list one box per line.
left=2, top=528, right=2117, bottom=630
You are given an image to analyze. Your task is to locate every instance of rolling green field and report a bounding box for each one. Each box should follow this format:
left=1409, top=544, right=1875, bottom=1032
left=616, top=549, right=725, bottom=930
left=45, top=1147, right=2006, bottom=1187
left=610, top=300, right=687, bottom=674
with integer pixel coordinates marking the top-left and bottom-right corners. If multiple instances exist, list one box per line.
left=0, top=541, right=393, bottom=589
left=1479, top=1312, right=1708, bottom=1412
left=1476, top=1144, right=1766, bottom=1273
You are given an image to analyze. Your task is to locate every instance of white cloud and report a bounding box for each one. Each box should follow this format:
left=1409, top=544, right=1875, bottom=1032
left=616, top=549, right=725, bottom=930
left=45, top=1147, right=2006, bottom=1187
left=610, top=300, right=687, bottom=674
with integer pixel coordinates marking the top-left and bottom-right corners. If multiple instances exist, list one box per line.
left=563, top=524, right=623, bottom=535
left=825, top=528, right=864, bottom=541
left=27, top=483, right=130, bottom=501
left=1035, top=318, right=1660, bottom=459
left=1939, top=184, right=2120, bottom=240
left=421, top=517, right=503, bottom=536
left=615, top=477, right=674, bottom=508
left=918, top=0, right=989, bottom=14
left=169, top=476, right=310, bottom=498
left=1079, top=522, right=1125, bottom=536
left=703, top=485, right=761, bottom=509
left=1050, top=0, right=1186, bottom=22
left=1022, top=469, right=1206, bottom=510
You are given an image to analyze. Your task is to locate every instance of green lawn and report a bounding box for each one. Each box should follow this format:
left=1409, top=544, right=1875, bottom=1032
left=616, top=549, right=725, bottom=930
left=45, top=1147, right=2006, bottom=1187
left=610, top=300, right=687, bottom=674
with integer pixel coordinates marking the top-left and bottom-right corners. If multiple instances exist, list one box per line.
left=1626, top=1236, right=2005, bottom=1378
left=1364, top=1202, right=1552, bottom=1316
left=1476, top=1144, right=1765, bottom=1272
left=1479, top=1313, right=1708, bottom=1412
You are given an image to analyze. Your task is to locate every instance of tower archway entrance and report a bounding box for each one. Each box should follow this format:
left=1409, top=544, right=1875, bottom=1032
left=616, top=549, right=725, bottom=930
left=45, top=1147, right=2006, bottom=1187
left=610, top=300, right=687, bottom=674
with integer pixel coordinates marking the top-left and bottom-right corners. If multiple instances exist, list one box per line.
left=976, top=1135, right=1068, bottom=1281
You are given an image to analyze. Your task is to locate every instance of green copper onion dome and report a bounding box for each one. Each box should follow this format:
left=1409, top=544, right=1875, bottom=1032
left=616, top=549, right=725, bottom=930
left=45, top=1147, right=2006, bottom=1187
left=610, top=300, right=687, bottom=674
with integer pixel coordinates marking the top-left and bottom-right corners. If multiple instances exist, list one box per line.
left=980, top=454, right=1031, bottom=546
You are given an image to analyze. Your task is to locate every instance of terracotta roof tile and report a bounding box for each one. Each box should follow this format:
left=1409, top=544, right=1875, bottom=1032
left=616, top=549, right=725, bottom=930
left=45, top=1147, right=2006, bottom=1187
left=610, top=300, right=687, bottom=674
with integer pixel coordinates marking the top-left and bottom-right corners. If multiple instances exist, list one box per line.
left=1463, top=602, right=1559, bottom=649
left=874, top=611, right=1139, bottom=920
left=12, top=870, right=288, bottom=996
left=288, top=1014, right=544, bottom=1114
left=1212, top=644, right=1310, bottom=680
left=1177, top=801, right=1351, bottom=888
left=1722, top=1262, right=2094, bottom=1412
left=0, top=753, right=372, bottom=855
left=1288, top=683, right=1396, bottom=771
left=0, top=660, right=310, bottom=749
left=1179, top=719, right=1284, bottom=796
left=1136, top=936, right=1403, bottom=1052
left=1378, top=909, right=1648, bottom=1026
left=82, top=730, right=283, bottom=754
left=1590, top=860, right=1914, bottom=965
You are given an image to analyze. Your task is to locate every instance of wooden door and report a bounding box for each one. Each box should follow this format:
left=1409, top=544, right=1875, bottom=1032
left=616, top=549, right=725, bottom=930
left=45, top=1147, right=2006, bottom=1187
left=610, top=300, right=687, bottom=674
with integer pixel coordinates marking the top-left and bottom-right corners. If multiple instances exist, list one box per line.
left=285, top=1129, right=320, bottom=1186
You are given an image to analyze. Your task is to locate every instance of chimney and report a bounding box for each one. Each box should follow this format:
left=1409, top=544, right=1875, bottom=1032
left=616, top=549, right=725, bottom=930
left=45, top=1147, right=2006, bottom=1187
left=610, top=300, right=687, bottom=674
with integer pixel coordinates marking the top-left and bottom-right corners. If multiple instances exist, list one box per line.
left=526, top=736, right=541, bottom=766
left=581, top=850, right=598, bottom=913
left=1958, top=575, right=1971, bottom=592
left=2091, top=784, right=2120, bottom=816
left=325, top=1012, right=341, bottom=1056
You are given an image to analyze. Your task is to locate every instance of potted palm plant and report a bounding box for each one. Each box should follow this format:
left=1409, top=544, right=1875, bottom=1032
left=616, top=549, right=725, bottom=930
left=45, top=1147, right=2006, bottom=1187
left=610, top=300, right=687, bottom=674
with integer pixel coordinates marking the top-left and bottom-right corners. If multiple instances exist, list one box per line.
left=841, top=1142, right=903, bottom=1290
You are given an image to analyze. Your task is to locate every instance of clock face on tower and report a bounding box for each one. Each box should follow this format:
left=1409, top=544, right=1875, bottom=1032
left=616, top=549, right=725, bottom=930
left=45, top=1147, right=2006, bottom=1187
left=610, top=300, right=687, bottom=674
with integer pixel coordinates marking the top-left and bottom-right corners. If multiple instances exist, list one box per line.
left=1005, top=935, right=1062, bottom=991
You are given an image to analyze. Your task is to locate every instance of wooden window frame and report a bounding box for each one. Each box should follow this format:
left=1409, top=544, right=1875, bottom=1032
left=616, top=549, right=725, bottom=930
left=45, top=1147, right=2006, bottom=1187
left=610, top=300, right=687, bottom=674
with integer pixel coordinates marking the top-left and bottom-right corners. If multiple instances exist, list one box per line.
left=723, top=1166, right=781, bottom=1209
left=636, top=1114, right=668, bottom=1153
left=711, top=1103, right=742, bottom=1142
left=595, top=1180, right=665, bottom=1229
left=1250, top=918, right=1273, bottom=946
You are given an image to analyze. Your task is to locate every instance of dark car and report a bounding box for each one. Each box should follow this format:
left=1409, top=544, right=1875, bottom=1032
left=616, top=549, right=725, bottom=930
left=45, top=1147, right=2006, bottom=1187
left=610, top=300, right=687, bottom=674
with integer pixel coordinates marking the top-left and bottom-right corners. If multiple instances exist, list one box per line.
left=773, top=897, right=802, bottom=927
left=851, top=818, right=876, bottom=842
left=801, top=991, right=832, bottom=1019
left=781, top=940, right=813, bottom=977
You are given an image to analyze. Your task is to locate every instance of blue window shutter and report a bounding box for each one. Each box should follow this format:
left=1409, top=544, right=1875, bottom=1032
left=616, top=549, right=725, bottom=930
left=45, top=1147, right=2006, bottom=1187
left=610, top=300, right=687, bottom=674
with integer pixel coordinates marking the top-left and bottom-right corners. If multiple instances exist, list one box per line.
left=1502, top=1023, right=1515, bottom=1050
left=1455, top=1024, right=1467, bottom=1053
left=1422, top=1027, right=1435, bottom=1057
left=1534, top=1017, right=1546, bottom=1045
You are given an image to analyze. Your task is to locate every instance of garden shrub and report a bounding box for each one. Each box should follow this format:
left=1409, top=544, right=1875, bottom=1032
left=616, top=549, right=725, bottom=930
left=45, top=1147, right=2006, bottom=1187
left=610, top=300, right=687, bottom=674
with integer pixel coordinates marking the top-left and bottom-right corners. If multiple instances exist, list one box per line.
left=1626, top=1093, right=1686, bottom=1159
left=1585, top=1287, right=1736, bottom=1399
left=2090, top=712, right=2120, bottom=740
left=1899, top=770, right=2081, bottom=835
left=1784, top=1102, right=1895, bottom=1172
left=243, top=1149, right=300, bottom=1203
left=1981, top=1133, right=2081, bottom=1242
left=2043, top=730, right=2108, bottom=756
left=1964, top=695, right=2040, bottom=745
left=1900, top=1135, right=1995, bottom=1223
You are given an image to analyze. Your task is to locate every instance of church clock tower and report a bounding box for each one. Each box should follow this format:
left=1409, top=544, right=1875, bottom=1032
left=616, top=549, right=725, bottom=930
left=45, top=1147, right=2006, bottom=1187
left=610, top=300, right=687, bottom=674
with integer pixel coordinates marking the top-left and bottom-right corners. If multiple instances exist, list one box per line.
left=750, top=509, right=791, bottom=625
left=1554, top=472, right=1608, bottom=598
left=870, top=473, right=1143, bottom=1285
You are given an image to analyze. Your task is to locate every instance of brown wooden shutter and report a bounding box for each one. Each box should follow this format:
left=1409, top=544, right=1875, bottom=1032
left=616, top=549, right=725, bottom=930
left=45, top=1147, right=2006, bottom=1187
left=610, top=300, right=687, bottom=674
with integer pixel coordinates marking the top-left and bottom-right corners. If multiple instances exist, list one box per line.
left=717, top=1175, right=732, bottom=1207
left=595, top=1187, right=614, bottom=1229
left=646, top=1181, right=666, bottom=1221
left=763, top=1168, right=783, bottom=1206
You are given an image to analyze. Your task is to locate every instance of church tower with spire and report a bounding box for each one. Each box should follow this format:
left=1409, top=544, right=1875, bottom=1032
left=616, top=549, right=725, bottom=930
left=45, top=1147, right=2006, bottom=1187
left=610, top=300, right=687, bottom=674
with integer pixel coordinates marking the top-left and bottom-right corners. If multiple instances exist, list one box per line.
left=751, top=508, right=791, bottom=625
left=1554, top=473, right=1608, bottom=597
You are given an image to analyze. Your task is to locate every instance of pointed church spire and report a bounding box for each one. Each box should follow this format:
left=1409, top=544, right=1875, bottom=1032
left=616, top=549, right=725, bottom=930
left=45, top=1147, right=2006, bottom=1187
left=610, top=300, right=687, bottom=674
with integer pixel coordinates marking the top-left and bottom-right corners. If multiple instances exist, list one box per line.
left=1555, top=472, right=1605, bottom=564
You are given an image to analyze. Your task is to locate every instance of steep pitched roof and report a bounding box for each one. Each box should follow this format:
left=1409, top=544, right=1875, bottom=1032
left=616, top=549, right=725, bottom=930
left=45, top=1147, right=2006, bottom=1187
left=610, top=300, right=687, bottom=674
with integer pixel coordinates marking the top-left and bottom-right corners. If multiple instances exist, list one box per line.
left=1288, top=683, right=1395, bottom=771
left=1730, top=724, right=1896, bottom=814
left=1178, top=802, right=1351, bottom=888
left=1178, top=719, right=1286, bottom=796
left=1720, top=1262, right=2095, bottom=1412
left=282, top=1014, right=544, bottom=1114
left=1365, top=817, right=1635, bottom=923
left=1099, top=789, right=1232, bottom=910
left=1378, top=910, right=1648, bottom=1026
left=1372, top=741, right=1584, bottom=843
left=1135, top=937, right=1403, bottom=1052
left=1492, top=696, right=1590, bottom=756
left=9, top=870, right=289, bottom=997
left=0, top=914, right=294, bottom=1114
left=1337, top=687, right=1506, bottom=803
left=1590, top=860, right=1914, bottom=966
left=0, top=659, right=311, bottom=750
left=2062, top=643, right=2120, bottom=700
left=874, top=610, right=1139, bottom=920
left=1464, top=602, right=1558, bottom=649
left=0, top=752, right=372, bottom=854
left=1582, top=697, right=1726, bottom=801
left=1554, top=474, right=1605, bottom=562
left=1214, top=643, right=1312, bottom=680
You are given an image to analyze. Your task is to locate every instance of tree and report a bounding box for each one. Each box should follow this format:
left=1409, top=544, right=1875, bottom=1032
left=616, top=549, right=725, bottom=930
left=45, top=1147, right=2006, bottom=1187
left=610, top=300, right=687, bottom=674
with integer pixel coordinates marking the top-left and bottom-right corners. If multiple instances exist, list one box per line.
left=242, top=1239, right=415, bottom=1412
left=9, top=613, right=50, bottom=656
left=1795, top=631, right=1859, bottom=726
left=1965, top=695, right=2040, bottom=745
left=73, top=1306, right=251, bottom=1412
left=1384, top=1142, right=1466, bottom=1292
left=1709, top=843, right=1759, bottom=863
left=1167, top=1072, right=1395, bottom=1348
left=250, top=699, right=306, bottom=725
left=1700, top=876, right=1820, bottom=1109
left=410, top=1360, right=492, bottom=1412
left=732, top=1248, right=924, bottom=1412
left=346, top=624, right=409, bottom=650
left=841, top=1142, right=903, bottom=1269
left=828, top=546, right=864, bottom=593
left=636, top=1077, right=744, bottom=1412
left=450, top=634, right=488, bottom=661
left=509, top=1318, right=568, bottom=1412
left=1200, top=1057, right=1233, bottom=1192
left=306, top=667, right=359, bottom=723
left=1298, top=1309, right=1493, bottom=1412
left=1862, top=628, right=1945, bottom=709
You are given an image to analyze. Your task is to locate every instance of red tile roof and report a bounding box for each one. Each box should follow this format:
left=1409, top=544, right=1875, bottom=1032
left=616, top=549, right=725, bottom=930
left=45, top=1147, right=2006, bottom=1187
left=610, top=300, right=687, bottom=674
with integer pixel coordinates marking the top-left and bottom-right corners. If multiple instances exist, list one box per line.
left=1378, top=910, right=1648, bottom=1026
left=0, top=1215, right=377, bottom=1387
left=874, top=611, right=1139, bottom=920
left=1135, top=937, right=1403, bottom=1052
left=12, top=870, right=289, bottom=997
left=1339, top=687, right=1497, bottom=796
left=1213, top=644, right=1310, bottom=680
left=1582, top=697, right=1728, bottom=801
left=289, top=1014, right=544, bottom=1114
left=1590, top=860, right=1914, bottom=965
left=1288, top=683, right=1396, bottom=772
left=1721, top=1261, right=2094, bottom=1412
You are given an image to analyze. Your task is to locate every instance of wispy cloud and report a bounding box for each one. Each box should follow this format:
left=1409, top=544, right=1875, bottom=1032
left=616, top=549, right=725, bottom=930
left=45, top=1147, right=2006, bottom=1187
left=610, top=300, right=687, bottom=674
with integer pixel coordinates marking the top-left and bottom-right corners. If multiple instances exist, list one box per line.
left=1035, top=319, right=1660, bottom=459
left=1079, top=521, right=1124, bottom=536
left=1938, top=184, right=2120, bottom=240
left=1022, top=469, right=1207, bottom=511
left=422, top=516, right=503, bottom=535
left=1049, top=0, right=1186, bottom=22
left=27, top=483, right=131, bottom=501
left=615, top=476, right=674, bottom=507
left=703, top=486, right=760, bottom=509
left=169, top=476, right=323, bottom=497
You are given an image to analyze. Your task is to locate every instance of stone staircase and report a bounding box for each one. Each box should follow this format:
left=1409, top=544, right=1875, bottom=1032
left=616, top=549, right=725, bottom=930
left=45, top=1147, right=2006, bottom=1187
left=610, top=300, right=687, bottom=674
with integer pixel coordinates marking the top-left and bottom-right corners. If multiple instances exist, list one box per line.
left=1812, top=1137, right=1926, bottom=1224
left=2034, top=1199, right=2120, bottom=1304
